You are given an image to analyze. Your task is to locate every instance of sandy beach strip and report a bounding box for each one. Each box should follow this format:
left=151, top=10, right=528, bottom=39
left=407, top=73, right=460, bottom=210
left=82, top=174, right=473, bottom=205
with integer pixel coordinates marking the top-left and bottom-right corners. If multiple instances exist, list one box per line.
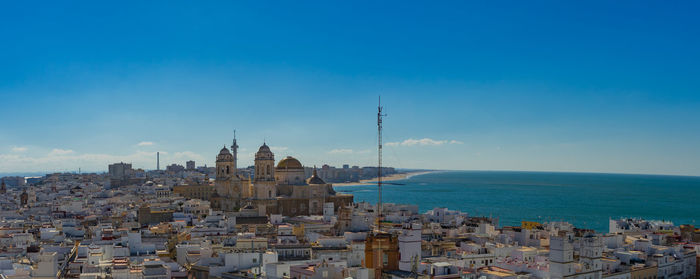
left=333, top=170, right=436, bottom=186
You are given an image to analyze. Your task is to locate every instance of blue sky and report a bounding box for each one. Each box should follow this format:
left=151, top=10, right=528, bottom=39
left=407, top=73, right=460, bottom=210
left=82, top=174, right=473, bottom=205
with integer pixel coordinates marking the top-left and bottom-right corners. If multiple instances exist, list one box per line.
left=1, top=1, right=700, bottom=175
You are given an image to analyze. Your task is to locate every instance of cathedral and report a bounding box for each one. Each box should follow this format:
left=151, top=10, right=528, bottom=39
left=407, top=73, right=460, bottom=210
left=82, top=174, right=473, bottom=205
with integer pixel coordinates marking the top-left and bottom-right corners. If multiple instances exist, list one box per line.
left=208, top=137, right=353, bottom=217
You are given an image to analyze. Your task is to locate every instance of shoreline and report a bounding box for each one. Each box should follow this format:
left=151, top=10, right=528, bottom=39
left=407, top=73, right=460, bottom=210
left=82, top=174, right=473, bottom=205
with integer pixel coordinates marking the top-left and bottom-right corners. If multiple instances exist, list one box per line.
left=333, top=170, right=436, bottom=186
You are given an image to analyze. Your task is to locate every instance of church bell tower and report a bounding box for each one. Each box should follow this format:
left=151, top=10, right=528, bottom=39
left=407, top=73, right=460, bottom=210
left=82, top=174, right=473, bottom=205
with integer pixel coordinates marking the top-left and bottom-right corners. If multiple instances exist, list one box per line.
left=216, top=146, right=234, bottom=181
left=254, top=143, right=275, bottom=182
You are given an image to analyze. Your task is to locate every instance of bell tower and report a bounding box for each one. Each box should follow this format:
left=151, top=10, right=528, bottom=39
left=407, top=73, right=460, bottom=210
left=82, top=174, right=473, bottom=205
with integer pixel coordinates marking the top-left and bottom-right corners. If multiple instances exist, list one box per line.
left=216, top=146, right=234, bottom=181
left=254, top=143, right=275, bottom=182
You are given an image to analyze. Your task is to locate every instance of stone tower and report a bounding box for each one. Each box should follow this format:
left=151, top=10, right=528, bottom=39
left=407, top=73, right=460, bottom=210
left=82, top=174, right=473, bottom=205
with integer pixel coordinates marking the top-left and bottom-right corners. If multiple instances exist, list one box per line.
left=215, top=146, right=241, bottom=210
left=254, top=143, right=275, bottom=182
left=216, top=146, right=235, bottom=181
left=253, top=143, right=276, bottom=200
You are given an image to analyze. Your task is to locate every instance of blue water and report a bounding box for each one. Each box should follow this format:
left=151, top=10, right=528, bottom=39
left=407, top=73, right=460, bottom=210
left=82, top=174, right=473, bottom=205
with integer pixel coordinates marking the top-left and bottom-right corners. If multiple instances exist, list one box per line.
left=334, top=171, right=700, bottom=232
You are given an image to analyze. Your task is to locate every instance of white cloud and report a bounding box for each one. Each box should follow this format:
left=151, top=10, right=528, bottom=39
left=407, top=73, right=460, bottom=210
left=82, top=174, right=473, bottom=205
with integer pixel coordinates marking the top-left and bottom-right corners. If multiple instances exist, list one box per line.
left=11, top=146, right=27, bottom=152
left=328, top=149, right=354, bottom=154
left=386, top=138, right=446, bottom=146
left=48, top=149, right=74, bottom=156
left=0, top=149, right=195, bottom=172
left=386, top=138, right=463, bottom=147
left=137, top=141, right=155, bottom=146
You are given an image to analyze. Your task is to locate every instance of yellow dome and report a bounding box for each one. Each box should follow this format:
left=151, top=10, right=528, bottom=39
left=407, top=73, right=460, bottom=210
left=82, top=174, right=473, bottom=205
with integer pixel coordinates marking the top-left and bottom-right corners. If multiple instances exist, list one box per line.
left=276, top=156, right=303, bottom=169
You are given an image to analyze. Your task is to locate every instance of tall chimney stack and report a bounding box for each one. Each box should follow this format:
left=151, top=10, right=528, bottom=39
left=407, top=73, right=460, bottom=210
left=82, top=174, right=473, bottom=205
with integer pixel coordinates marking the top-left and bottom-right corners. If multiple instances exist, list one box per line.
left=157, top=152, right=160, bottom=171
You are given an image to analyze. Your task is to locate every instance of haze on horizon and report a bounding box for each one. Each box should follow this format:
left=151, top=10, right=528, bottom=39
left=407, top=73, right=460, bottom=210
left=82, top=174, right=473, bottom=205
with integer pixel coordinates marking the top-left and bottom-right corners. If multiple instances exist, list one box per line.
left=1, top=1, right=699, bottom=176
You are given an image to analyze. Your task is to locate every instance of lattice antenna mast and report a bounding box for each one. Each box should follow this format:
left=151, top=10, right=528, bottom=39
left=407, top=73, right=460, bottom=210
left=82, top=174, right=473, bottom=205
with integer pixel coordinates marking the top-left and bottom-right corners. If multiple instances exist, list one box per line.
left=377, top=96, right=386, bottom=230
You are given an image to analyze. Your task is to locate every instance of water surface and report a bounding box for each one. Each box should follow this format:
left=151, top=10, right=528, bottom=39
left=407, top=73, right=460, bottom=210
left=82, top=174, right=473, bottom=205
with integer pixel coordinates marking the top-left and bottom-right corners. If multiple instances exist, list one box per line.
left=335, top=171, right=700, bottom=232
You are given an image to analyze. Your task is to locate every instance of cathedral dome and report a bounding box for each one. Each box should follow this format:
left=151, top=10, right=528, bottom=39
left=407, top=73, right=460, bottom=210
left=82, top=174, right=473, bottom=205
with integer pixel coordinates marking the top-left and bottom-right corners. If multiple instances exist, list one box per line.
left=255, top=143, right=274, bottom=160
left=276, top=156, right=303, bottom=169
left=217, top=146, right=233, bottom=162
left=219, top=146, right=231, bottom=155
left=258, top=143, right=271, bottom=153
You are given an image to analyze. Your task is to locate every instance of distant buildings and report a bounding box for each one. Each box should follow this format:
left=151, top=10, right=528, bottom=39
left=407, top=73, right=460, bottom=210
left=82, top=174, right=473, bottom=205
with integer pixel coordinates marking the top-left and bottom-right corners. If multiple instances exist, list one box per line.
left=186, top=160, right=196, bottom=170
left=1, top=176, right=25, bottom=187
left=317, top=164, right=397, bottom=183
left=108, top=162, right=145, bottom=187
left=166, top=164, right=185, bottom=173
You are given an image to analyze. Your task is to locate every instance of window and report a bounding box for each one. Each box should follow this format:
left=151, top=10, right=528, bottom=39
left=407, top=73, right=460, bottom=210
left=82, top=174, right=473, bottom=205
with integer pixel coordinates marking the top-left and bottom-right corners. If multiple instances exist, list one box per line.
left=226, top=166, right=230, bottom=174
left=266, top=165, right=271, bottom=175
left=383, top=254, right=389, bottom=266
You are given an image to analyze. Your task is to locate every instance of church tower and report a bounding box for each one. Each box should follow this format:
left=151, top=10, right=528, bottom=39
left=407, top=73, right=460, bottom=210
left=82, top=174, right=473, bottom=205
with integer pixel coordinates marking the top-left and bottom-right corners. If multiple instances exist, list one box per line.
left=214, top=146, right=242, bottom=210
left=0, top=179, right=5, bottom=195
left=253, top=143, right=277, bottom=200
left=254, top=143, right=275, bottom=182
left=216, top=146, right=234, bottom=181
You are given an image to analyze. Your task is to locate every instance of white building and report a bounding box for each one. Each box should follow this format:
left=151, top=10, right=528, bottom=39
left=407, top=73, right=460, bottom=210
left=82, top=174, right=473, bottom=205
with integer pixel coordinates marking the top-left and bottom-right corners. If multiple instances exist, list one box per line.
left=398, top=222, right=422, bottom=272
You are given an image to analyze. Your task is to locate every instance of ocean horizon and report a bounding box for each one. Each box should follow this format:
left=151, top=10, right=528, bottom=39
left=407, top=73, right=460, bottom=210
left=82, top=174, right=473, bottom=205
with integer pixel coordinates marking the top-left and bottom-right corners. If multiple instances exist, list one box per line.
left=335, top=170, right=700, bottom=232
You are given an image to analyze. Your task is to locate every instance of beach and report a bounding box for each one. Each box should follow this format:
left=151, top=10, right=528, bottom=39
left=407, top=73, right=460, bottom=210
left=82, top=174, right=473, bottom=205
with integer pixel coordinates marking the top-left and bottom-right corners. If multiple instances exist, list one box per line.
left=333, top=170, right=435, bottom=186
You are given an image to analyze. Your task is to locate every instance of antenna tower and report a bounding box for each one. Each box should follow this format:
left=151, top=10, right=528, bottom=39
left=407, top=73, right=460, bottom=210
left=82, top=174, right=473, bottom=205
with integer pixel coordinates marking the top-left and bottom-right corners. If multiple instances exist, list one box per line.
left=377, top=96, right=386, bottom=230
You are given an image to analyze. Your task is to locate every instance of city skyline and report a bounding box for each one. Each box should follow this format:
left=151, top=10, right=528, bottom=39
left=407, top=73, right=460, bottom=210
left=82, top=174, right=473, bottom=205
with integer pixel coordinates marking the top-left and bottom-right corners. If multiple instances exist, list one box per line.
left=2, top=1, right=700, bottom=175
left=0, top=2, right=699, bottom=278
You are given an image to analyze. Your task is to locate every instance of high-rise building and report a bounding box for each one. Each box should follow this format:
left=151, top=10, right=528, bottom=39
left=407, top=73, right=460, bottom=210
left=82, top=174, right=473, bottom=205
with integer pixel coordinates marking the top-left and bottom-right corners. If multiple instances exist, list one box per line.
left=108, top=162, right=132, bottom=179
left=186, top=160, right=195, bottom=170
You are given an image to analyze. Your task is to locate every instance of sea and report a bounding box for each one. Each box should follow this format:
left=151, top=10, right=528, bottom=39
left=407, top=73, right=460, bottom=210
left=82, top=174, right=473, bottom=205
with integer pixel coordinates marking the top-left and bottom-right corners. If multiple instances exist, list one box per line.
left=334, top=171, right=700, bottom=233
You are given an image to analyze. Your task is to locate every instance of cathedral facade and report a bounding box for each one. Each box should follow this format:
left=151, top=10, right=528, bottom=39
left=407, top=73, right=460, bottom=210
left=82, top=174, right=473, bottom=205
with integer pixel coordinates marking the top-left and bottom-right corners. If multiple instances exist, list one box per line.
left=209, top=138, right=353, bottom=217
